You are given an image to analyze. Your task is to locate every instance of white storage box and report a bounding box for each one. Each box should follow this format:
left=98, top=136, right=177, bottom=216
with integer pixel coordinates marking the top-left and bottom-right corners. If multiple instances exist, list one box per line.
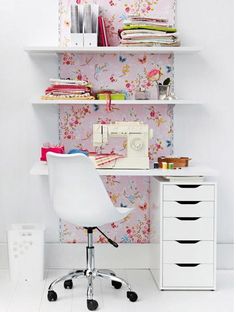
left=8, top=224, right=45, bottom=282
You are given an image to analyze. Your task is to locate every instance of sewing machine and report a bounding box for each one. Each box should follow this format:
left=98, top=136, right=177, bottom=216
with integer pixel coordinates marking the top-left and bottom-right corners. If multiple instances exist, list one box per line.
left=91, top=121, right=153, bottom=169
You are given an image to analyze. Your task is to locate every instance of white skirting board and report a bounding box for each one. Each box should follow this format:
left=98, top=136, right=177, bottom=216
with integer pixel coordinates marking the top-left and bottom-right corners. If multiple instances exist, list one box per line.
left=0, top=243, right=233, bottom=270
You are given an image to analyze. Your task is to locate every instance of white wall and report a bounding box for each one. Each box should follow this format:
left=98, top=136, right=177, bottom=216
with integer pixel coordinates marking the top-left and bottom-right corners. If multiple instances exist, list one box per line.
left=175, top=0, right=234, bottom=245
left=0, top=1, right=234, bottom=266
left=0, top=0, right=60, bottom=242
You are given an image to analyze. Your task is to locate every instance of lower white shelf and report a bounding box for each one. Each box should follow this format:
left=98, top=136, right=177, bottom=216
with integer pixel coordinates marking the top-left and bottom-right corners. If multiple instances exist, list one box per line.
left=32, top=99, right=203, bottom=105
left=31, top=98, right=204, bottom=105
left=30, top=161, right=217, bottom=177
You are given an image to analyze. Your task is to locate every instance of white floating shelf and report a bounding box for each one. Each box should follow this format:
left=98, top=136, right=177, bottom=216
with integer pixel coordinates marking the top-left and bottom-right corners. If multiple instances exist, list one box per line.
left=32, top=99, right=203, bottom=105
left=25, top=46, right=201, bottom=55
left=30, top=161, right=217, bottom=177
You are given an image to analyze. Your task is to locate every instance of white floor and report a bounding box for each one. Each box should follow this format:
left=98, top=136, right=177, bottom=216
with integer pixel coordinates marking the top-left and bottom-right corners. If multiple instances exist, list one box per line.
left=0, top=269, right=233, bottom=312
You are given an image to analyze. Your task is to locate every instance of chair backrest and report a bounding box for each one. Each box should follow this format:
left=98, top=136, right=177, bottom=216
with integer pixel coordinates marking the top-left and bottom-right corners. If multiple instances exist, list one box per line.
left=47, top=153, right=115, bottom=227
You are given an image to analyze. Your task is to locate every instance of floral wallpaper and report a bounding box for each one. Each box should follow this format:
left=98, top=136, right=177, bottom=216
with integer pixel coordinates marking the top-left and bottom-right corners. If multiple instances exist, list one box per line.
left=59, top=0, right=175, bottom=243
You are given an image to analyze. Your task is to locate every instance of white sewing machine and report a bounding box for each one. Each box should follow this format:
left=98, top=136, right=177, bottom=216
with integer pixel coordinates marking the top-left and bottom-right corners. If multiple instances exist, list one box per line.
left=91, top=121, right=153, bottom=169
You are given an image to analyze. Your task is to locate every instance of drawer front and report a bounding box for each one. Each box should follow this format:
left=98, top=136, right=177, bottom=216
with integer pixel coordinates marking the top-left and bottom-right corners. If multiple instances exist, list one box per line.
left=163, top=201, right=214, bottom=217
left=163, top=184, right=215, bottom=201
left=163, top=241, right=214, bottom=263
left=163, top=217, right=214, bottom=240
left=163, top=264, right=214, bottom=287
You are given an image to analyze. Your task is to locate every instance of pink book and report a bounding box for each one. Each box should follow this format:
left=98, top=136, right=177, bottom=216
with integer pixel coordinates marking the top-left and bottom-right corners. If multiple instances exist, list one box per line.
left=98, top=16, right=109, bottom=46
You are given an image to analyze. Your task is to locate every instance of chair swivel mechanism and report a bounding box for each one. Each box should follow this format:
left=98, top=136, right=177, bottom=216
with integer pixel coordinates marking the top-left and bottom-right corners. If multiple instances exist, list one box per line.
left=46, top=153, right=138, bottom=311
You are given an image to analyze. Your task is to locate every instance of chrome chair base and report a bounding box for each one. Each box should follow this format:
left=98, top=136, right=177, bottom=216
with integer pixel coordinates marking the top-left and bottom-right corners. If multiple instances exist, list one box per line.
left=47, top=228, right=138, bottom=311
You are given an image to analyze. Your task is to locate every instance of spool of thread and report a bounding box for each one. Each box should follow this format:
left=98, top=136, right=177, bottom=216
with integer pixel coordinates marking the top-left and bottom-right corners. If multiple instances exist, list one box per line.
left=162, top=162, right=167, bottom=169
left=168, top=162, right=174, bottom=169
left=68, top=149, right=89, bottom=156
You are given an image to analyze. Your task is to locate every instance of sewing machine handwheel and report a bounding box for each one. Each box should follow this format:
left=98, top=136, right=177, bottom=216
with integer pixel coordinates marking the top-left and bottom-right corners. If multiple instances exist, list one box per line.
left=131, top=138, right=143, bottom=151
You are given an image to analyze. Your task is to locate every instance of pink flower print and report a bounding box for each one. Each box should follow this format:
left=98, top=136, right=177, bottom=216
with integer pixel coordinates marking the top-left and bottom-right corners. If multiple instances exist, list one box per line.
left=125, top=7, right=130, bottom=13
left=111, top=222, right=118, bottom=229
left=127, top=228, right=132, bottom=235
left=62, top=53, right=75, bottom=66
left=83, top=107, right=89, bottom=114
left=97, top=235, right=107, bottom=243
left=77, top=73, right=82, bottom=80
left=156, top=142, right=163, bottom=150
left=110, top=74, right=117, bottom=83
left=69, top=117, right=76, bottom=124
left=147, top=68, right=162, bottom=81
left=150, top=110, right=155, bottom=118
left=76, top=0, right=81, bottom=4
left=125, top=82, right=134, bottom=92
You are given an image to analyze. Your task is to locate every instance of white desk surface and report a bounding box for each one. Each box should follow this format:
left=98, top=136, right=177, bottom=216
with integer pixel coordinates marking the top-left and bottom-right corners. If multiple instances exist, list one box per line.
left=30, top=161, right=217, bottom=177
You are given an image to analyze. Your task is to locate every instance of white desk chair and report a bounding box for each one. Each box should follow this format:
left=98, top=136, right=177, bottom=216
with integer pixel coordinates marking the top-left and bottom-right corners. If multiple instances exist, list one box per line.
left=46, top=153, right=138, bottom=311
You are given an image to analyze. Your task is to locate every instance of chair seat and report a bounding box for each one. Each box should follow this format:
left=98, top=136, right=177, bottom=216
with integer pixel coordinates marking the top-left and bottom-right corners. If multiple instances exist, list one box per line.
left=74, top=207, right=134, bottom=227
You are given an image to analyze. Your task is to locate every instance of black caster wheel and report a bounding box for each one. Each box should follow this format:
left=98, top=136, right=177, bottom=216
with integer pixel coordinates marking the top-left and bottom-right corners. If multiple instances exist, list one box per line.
left=64, top=279, right=73, bottom=289
left=127, top=291, right=138, bottom=302
left=112, top=280, right=122, bottom=289
left=47, top=290, right=57, bottom=302
left=87, top=299, right=98, bottom=311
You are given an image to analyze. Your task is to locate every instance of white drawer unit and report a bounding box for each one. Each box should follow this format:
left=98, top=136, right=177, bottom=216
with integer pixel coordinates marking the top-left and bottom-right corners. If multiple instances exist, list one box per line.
left=163, top=241, right=214, bottom=263
left=150, top=177, right=216, bottom=290
left=163, top=201, right=214, bottom=217
left=163, top=217, right=214, bottom=240
left=163, top=184, right=215, bottom=201
left=163, top=264, right=214, bottom=288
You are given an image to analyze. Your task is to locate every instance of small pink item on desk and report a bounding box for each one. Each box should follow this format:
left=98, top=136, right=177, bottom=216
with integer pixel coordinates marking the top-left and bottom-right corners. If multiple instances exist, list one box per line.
left=40, top=145, right=65, bottom=161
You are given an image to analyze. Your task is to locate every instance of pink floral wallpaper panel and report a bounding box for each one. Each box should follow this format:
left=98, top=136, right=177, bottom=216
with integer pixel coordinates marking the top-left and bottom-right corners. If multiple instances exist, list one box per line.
left=59, top=0, right=176, bottom=243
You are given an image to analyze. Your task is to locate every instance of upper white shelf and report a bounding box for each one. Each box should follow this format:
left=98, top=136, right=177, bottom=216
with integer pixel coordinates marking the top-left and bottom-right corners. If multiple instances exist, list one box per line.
left=32, top=99, right=203, bottom=106
left=25, top=46, right=201, bottom=55
left=30, top=161, right=217, bottom=177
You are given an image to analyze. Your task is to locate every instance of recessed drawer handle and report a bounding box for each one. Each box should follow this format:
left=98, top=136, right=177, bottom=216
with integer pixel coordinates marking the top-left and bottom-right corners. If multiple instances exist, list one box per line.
left=176, top=185, right=200, bottom=188
left=176, top=240, right=200, bottom=244
left=176, top=217, right=200, bottom=221
left=176, top=263, right=200, bottom=267
left=176, top=201, right=201, bottom=205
